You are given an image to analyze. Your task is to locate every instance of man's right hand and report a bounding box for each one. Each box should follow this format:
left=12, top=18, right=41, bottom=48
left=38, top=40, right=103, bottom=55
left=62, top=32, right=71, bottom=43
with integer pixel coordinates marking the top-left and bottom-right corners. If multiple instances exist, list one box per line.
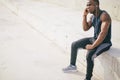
left=83, top=8, right=89, bottom=16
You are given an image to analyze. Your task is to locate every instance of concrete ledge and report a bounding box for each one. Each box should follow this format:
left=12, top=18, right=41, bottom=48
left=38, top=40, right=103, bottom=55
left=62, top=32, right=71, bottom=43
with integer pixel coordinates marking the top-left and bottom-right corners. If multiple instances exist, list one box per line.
left=94, top=46, right=120, bottom=80
left=94, top=47, right=120, bottom=80
left=77, top=45, right=120, bottom=80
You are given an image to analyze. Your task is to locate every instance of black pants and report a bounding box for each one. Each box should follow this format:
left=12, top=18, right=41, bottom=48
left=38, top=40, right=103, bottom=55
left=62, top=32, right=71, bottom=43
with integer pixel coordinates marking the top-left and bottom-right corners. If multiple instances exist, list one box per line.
left=70, top=37, right=111, bottom=79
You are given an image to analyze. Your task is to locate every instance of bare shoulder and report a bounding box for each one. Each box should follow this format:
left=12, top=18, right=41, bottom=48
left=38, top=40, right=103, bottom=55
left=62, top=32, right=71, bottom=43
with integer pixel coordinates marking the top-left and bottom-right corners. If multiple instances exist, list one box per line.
left=100, top=11, right=111, bottom=22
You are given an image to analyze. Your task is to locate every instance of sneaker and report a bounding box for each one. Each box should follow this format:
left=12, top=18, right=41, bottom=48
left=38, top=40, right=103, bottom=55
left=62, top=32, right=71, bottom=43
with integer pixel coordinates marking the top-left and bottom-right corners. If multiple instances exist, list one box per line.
left=62, top=65, right=78, bottom=73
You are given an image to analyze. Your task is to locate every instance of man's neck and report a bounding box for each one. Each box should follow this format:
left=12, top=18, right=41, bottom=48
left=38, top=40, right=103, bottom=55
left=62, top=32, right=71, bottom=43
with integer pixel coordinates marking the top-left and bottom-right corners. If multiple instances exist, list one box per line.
left=94, top=8, right=101, bottom=17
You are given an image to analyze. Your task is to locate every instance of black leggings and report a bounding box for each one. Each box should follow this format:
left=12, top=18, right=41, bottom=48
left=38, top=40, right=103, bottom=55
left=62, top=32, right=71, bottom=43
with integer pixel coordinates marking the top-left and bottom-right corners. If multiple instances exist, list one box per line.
left=70, top=37, right=111, bottom=79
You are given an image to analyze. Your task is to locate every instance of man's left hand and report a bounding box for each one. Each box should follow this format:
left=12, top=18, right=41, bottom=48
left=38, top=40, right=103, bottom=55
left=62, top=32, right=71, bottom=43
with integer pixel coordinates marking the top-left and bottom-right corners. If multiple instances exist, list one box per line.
left=85, top=44, right=94, bottom=50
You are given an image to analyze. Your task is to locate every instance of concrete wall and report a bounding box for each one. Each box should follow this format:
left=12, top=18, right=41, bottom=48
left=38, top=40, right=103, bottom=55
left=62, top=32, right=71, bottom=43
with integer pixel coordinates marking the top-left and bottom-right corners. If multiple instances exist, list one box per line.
left=1, top=0, right=120, bottom=20
left=34, top=0, right=120, bottom=21
left=34, top=0, right=85, bottom=11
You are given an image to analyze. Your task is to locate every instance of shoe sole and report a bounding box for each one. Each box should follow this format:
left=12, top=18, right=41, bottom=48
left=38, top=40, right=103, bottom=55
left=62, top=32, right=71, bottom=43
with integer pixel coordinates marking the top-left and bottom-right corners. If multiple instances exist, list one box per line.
left=62, top=69, right=78, bottom=73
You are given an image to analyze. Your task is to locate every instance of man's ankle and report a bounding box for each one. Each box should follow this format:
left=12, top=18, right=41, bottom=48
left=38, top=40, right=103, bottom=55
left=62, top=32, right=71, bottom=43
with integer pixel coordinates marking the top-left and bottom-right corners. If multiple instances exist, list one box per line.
left=70, top=64, right=76, bottom=67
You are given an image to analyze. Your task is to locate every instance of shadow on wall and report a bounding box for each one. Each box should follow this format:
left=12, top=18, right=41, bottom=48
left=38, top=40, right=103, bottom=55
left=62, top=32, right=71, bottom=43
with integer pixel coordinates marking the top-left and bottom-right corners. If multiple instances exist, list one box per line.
left=99, top=47, right=120, bottom=80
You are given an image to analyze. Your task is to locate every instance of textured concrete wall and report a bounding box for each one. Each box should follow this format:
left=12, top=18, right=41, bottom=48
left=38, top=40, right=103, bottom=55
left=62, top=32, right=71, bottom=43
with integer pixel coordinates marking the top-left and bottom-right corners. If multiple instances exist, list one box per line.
left=0, top=0, right=120, bottom=20
left=34, top=0, right=85, bottom=10
left=34, top=0, right=120, bottom=21
left=77, top=48, right=120, bottom=80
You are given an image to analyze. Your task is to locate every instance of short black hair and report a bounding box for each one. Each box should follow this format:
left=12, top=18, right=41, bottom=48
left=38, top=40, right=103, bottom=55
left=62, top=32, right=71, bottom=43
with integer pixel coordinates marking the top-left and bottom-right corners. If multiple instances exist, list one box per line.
left=93, top=0, right=99, bottom=5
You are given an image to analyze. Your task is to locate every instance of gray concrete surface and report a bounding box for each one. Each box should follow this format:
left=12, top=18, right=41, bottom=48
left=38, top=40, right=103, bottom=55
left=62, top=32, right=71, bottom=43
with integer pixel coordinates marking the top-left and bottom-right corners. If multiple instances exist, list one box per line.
left=4, top=0, right=119, bottom=20
left=0, top=2, right=99, bottom=80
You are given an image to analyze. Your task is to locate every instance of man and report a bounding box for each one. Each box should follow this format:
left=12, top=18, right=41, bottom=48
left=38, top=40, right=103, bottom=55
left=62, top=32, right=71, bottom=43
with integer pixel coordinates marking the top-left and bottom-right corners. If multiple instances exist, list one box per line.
left=62, top=0, right=112, bottom=80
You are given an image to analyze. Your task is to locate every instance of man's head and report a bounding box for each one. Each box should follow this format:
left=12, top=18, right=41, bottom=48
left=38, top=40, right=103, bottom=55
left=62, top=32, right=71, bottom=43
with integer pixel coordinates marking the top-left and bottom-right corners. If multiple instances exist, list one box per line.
left=86, top=0, right=99, bottom=14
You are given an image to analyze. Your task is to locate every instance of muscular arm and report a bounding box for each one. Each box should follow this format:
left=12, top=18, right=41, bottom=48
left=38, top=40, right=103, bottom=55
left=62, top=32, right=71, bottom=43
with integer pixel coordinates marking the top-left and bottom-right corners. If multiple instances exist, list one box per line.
left=92, top=12, right=111, bottom=48
left=86, top=12, right=111, bottom=49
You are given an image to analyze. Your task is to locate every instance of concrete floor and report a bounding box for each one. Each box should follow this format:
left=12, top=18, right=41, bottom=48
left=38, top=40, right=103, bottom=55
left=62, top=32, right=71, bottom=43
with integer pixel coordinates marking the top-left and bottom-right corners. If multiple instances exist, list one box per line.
left=0, top=2, right=89, bottom=80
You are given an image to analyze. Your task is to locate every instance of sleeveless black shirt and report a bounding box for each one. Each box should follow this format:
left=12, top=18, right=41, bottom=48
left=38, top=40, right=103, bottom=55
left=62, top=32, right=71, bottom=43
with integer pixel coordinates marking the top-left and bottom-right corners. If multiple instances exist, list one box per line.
left=92, top=10, right=112, bottom=44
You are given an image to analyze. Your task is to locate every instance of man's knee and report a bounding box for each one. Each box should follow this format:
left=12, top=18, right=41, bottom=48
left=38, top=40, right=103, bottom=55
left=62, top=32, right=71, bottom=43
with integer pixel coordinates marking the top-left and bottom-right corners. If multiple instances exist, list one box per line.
left=71, top=41, right=77, bottom=49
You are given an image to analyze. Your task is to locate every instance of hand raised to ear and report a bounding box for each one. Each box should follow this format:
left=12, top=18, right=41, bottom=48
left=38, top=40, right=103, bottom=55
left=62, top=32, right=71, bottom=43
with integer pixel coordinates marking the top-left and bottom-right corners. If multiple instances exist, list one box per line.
left=83, top=8, right=89, bottom=16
